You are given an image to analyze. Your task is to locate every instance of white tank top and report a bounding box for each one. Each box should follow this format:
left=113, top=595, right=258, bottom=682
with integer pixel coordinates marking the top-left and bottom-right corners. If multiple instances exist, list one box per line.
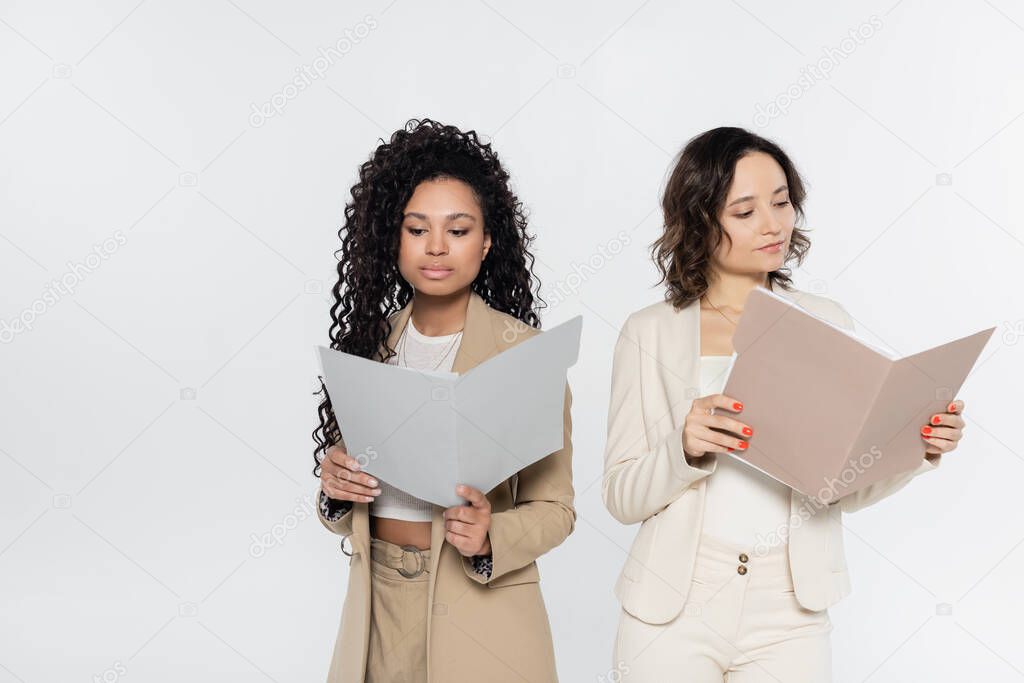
left=369, top=318, right=463, bottom=522
left=699, top=353, right=792, bottom=548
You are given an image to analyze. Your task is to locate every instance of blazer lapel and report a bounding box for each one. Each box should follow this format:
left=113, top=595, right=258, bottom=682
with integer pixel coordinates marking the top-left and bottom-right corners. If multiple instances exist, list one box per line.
left=382, top=299, right=414, bottom=360
left=450, top=291, right=501, bottom=374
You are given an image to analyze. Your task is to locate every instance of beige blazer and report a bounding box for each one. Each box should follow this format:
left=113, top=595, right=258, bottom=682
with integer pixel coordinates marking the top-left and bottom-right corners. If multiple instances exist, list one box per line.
left=602, top=287, right=941, bottom=621
left=316, top=291, right=575, bottom=682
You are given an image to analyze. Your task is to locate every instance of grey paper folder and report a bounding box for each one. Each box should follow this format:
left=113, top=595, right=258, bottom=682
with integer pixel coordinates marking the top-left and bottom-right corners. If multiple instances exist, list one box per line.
left=316, top=316, right=582, bottom=508
left=721, top=287, right=993, bottom=501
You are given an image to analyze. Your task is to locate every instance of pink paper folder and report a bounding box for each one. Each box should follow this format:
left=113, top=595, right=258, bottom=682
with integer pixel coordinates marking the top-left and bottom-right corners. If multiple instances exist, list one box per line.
left=721, top=287, right=994, bottom=501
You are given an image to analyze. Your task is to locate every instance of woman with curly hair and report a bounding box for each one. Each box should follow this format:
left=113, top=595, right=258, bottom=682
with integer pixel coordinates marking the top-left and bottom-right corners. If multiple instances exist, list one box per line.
left=603, top=127, right=966, bottom=681
left=313, top=118, right=574, bottom=683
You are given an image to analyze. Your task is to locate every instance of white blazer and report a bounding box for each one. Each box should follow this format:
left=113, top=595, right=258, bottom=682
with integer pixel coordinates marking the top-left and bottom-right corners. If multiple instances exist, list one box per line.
left=602, top=287, right=941, bottom=621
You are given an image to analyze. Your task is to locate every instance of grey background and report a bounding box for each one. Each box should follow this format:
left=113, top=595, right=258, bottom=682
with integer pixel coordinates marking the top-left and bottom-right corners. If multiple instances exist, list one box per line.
left=1, top=1, right=1021, bottom=681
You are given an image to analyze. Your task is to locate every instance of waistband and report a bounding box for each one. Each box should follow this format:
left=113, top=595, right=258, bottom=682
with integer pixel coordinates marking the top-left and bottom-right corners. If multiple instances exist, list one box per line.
left=370, top=538, right=432, bottom=579
left=695, top=532, right=791, bottom=580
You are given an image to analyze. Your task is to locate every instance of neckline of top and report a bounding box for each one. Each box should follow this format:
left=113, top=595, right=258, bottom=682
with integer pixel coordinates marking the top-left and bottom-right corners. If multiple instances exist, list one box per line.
left=406, top=318, right=463, bottom=343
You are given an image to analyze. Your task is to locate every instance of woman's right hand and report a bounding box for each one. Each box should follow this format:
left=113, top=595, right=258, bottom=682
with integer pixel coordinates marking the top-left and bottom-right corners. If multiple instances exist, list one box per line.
left=320, top=444, right=383, bottom=503
left=682, top=393, right=754, bottom=459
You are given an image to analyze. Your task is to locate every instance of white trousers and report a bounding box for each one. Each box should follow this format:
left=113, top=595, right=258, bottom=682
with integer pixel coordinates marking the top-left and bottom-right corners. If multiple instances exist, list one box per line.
left=613, top=532, right=833, bottom=682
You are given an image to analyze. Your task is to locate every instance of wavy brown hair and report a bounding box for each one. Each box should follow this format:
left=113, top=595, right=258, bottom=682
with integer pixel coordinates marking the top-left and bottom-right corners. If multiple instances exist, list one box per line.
left=652, top=127, right=811, bottom=309
left=311, top=118, right=545, bottom=477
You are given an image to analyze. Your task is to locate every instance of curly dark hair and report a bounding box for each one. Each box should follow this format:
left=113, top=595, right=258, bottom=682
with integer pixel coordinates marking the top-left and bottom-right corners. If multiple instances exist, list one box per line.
left=311, top=118, right=545, bottom=477
left=652, top=126, right=812, bottom=309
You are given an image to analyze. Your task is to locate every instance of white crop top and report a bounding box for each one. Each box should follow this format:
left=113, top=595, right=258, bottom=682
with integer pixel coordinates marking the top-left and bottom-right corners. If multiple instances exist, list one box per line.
left=369, top=318, right=463, bottom=522
left=698, top=353, right=792, bottom=548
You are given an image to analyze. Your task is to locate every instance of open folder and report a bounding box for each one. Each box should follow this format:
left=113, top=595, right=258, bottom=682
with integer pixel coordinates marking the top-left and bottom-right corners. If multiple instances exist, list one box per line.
left=315, top=316, right=582, bottom=508
left=720, top=287, right=994, bottom=501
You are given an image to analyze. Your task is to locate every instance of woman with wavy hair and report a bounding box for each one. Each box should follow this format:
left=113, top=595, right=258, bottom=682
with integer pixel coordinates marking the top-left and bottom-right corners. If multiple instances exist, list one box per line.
left=603, top=126, right=966, bottom=681
left=312, top=118, right=574, bottom=683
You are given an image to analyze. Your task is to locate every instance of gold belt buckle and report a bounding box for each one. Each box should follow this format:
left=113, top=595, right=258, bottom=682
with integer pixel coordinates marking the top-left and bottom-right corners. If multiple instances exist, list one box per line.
left=397, top=544, right=425, bottom=578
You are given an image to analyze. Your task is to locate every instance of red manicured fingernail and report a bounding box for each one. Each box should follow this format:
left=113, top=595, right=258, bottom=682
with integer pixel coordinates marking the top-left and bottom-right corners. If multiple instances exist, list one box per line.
left=733, top=402, right=743, bottom=410
left=922, top=426, right=932, bottom=434
left=742, top=427, right=753, bottom=436
left=948, top=402, right=957, bottom=412
left=931, top=415, right=941, bottom=425
left=738, top=441, right=748, bottom=449
left=727, top=447, right=734, bottom=452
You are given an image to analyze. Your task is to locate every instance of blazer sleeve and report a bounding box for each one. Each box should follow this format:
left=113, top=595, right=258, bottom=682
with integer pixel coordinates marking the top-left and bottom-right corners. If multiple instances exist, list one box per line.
left=462, top=383, right=576, bottom=584
left=602, top=314, right=717, bottom=525
left=828, top=301, right=942, bottom=514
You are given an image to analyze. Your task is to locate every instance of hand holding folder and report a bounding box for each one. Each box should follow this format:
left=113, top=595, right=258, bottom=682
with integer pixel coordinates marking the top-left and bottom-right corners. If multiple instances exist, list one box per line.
left=315, top=316, right=582, bottom=508
left=721, top=287, right=993, bottom=501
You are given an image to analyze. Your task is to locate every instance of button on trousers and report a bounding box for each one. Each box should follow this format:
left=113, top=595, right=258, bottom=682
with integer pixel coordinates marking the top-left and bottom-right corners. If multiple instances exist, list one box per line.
left=614, top=532, right=833, bottom=682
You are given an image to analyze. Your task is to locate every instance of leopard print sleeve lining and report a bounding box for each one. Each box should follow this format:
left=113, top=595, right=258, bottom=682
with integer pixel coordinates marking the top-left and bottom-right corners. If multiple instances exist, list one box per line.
left=470, top=554, right=493, bottom=579
left=318, top=489, right=352, bottom=521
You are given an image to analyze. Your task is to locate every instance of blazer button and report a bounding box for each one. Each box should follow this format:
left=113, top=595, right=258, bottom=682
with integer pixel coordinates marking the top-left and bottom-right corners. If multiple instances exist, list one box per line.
left=738, top=553, right=748, bottom=563
left=737, top=565, right=748, bottom=575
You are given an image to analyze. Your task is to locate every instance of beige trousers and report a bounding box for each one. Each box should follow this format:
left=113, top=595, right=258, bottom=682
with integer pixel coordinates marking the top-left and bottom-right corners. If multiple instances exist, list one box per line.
left=614, top=532, right=833, bottom=682
left=365, top=538, right=431, bottom=683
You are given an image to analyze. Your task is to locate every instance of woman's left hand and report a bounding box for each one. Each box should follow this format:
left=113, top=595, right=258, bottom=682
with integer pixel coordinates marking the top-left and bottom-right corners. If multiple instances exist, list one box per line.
left=444, top=484, right=492, bottom=557
left=921, top=399, right=966, bottom=455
